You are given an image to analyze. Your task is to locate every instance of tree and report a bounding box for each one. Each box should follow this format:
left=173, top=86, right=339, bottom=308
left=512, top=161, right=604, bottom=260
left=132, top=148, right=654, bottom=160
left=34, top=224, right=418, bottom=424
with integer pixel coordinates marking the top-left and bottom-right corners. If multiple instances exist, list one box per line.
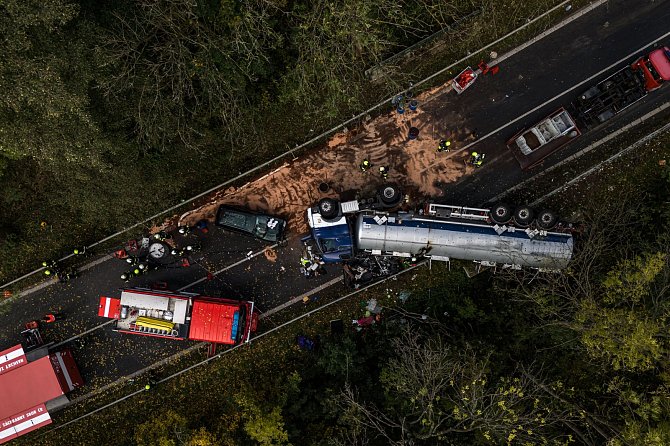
left=278, top=0, right=462, bottom=118
left=336, top=328, right=576, bottom=445
left=0, top=0, right=109, bottom=173
left=98, top=0, right=282, bottom=151
left=577, top=252, right=668, bottom=372
left=134, top=409, right=190, bottom=446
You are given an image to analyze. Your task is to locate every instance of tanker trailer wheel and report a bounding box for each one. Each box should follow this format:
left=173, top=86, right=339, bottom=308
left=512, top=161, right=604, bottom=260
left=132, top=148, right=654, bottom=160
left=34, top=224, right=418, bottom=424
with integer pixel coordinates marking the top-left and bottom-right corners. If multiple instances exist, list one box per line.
left=379, top=184, right=402, bottom=207
left=513, top=206, right=535, bottom=227
left=490, top=203, right=512, bottom=224
left=537, top=209, right=558, bottom=230
left=318, top=198, right=340, bottom=220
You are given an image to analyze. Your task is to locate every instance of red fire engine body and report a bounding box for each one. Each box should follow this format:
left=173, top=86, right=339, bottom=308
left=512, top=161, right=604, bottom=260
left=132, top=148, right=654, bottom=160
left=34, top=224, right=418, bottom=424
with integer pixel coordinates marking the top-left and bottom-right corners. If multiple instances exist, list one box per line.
left=0, top=344, right=83, bottom=444
left=98, top=288, right=258, bottom=345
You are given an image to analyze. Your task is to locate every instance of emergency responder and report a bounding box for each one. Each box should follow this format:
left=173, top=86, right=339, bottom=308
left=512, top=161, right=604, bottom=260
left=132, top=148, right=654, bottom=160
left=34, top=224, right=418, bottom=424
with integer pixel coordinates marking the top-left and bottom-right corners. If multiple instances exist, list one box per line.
left=145, top=371, right=159, bottom=390
left=42, top=260, right=58, bottom=276
left=185, top=243, right=201, bottom=252
left=359, top=159, right=372, bottom=172
left=379, top=166, right=389, bottom=179
left=126, top=256, right=139, bottom=266
left=470, top=151, right=486, bottom=167
left=73, top=247, right=86, bottom=255
left=153, top=231, right=170, bottom=241
left=300, top=257, right=312, bottom=277
left=436, top=139, right=451, bottom=153
left=177, top=225, right=191, bottom=235
left=121, top=271, right=134, bottom=282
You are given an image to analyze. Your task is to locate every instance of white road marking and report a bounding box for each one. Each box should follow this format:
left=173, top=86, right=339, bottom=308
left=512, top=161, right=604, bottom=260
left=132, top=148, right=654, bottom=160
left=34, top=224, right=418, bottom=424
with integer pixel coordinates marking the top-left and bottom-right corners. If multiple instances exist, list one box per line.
left=529, top=117, right=670, bottom=207
left=33, top=0, right=633, bottom=429
left=177, top=242, right=280, bottom=291
left=487, top=102, right=670, bottom=205
left=45, top=263, right=425, bottom=435
left=0, top=0, right=588, bottom=292
left=51, top=320, right=116, bottom=349
left=50, top=242, right=283, bottom=348
left=261, top=277, right=344, bottom=318
left=422, top=28, right=670, bottom=173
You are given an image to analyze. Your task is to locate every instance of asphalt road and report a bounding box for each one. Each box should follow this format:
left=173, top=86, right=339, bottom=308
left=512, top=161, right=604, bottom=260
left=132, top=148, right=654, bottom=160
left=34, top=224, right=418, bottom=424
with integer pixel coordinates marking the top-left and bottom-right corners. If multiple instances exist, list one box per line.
left=2, top=0, right=670, bottom=397
left=437, top=0, right=670, bottom=204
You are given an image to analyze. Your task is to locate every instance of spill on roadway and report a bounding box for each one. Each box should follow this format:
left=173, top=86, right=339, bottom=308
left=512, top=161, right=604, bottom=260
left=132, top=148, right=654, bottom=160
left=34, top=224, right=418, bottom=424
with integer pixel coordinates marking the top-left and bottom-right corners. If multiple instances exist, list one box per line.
left=178, top=80, right=478, bottom=235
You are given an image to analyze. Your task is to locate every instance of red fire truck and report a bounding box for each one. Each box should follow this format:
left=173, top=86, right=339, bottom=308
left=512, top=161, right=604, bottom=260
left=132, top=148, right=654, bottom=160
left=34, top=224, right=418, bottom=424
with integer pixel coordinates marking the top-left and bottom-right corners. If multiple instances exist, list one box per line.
left=98, top=288, right=258, bottom=345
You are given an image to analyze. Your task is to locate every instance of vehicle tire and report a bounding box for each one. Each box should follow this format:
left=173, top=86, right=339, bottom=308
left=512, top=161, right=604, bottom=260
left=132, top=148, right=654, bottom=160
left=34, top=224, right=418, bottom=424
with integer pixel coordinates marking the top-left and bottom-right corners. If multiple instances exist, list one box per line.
left=514, top=206, right=535, bottom=227
left=379, top=184, right=402, bottom=207
left=489, top=203, right=512, bottom=224
left=537, top=209, right=559, bottom=230
left=318, top=198, right=340, bottom=220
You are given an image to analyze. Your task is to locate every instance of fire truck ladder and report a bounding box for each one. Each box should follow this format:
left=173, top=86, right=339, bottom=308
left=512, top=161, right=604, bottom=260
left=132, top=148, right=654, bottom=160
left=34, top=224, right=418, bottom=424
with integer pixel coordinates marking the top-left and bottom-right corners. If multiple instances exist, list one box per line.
left=128, top=323, right=179, bottom=337
left=427, top=204, right=490, bottom=222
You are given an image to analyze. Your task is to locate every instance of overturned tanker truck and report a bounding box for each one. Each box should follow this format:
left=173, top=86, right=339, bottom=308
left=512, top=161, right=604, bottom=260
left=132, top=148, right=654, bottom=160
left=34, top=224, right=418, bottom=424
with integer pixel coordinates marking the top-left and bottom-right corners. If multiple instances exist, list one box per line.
left=305, top=185, right=574, bottom=283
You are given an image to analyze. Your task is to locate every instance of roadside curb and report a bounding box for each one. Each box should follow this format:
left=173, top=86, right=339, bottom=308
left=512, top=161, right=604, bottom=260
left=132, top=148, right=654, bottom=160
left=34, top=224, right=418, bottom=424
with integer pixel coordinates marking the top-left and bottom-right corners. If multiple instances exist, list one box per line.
left=530, top=110, right=670, bottom=206
left=486, top=102, right=670, bottom=205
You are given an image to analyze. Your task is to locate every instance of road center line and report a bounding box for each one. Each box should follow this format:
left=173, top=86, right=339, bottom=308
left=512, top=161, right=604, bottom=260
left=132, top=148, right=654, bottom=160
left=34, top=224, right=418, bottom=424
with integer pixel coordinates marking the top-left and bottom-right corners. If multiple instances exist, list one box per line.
left=44, top=263, right=425, bottom=436
left=529, top=115, right=670, bottom=207
left=177, top=242, right=280, bottom=291
left=51, top=320, right=116, bottom=350
left=486, top=102, right=670, bottom=205
left=421, top=29, right=670, bottom=174
left=0, top=0, right=585, bottom=292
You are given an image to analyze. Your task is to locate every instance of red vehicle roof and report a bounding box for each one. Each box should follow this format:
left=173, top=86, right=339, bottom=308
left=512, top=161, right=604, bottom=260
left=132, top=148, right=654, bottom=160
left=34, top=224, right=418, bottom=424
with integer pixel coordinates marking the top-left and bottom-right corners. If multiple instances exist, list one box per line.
left=189, top=300, right=242, bottom=345
left=649, top=47, right=670, bottom=81
left=0, top=356, right=63, bottom=420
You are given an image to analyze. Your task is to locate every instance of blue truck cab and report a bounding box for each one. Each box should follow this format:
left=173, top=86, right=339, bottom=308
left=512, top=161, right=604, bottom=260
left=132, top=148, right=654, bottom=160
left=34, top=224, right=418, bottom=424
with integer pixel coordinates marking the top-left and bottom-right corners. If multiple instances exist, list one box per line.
left=305, top=185, right=404, bottom=263
left=306, top=206, right=354, bottom=263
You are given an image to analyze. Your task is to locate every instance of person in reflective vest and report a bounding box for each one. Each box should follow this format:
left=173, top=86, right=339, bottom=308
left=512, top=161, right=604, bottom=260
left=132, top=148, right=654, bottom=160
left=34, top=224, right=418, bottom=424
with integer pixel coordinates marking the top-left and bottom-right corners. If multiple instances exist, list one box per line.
left=153, top=231, right=170, bottom=241
left=359, top=159, right=372, bottom=172
left=42, top=260, right=58, bottom=276
left=437, top=139, right=451, bottom=152
left=379, top=166, right=389, bottom=179
left=470, top=151, right=486, bottom=167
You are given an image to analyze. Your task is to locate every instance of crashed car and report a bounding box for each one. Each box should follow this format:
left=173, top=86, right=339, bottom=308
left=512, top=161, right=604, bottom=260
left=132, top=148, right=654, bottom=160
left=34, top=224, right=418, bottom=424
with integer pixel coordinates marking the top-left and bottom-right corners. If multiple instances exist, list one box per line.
left=215, top=205, right=286, bottom=242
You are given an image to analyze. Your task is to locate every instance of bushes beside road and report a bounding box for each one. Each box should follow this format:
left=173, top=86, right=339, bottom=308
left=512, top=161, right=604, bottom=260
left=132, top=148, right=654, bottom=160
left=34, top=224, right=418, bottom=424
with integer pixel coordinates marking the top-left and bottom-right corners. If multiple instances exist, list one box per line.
left=0, top=0, right=582, bottom=284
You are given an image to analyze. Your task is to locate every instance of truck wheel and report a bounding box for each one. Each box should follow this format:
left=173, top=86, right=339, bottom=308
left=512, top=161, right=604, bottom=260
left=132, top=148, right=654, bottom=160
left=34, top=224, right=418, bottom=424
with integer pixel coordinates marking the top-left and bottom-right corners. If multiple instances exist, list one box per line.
left=537, top=209, right=558, bottom=230
left=318, top=198, right=340, bottom=220
left=514, top=206, right=535, bottom=227
left=379, top=184, right=402, bottom=206
left=490, top=203, right=512, bottom=224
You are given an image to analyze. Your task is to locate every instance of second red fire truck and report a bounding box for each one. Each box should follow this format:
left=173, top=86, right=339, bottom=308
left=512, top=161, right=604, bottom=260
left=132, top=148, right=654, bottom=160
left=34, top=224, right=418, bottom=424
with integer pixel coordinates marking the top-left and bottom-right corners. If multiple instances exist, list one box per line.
left=98, top=288, right=258, bottom=345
